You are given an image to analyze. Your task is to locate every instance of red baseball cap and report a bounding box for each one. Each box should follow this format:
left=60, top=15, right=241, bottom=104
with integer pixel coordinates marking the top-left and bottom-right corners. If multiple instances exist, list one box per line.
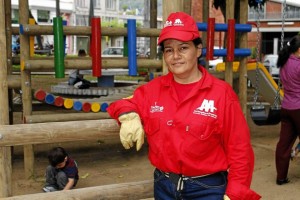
left=158, top=12, right=200, bottom=45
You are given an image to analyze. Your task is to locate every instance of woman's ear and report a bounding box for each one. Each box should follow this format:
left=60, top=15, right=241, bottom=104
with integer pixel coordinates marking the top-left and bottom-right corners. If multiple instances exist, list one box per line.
left=197, top=44, right=202, bottom=57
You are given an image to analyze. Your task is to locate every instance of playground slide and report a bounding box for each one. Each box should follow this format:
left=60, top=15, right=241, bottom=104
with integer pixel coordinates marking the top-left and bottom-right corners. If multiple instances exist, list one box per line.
left=215, top=62, right=283, bottom=104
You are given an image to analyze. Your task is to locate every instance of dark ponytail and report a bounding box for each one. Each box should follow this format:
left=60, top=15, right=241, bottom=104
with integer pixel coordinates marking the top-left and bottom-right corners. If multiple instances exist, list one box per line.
left=277, top=35, right=300, bottom=68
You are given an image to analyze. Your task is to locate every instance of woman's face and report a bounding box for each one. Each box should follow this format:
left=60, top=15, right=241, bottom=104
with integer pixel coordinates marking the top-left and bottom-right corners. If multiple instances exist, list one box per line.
left=163, top=39, right=202, bottom=82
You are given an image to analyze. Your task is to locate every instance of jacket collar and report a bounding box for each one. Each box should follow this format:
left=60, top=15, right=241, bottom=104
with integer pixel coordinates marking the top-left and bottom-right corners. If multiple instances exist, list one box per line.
left=161, top=65, right=213, bottom=90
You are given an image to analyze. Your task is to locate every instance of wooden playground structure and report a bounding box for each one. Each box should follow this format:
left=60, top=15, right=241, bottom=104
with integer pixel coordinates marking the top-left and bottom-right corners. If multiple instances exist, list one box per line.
left=0, top=0, right=250, bottom=199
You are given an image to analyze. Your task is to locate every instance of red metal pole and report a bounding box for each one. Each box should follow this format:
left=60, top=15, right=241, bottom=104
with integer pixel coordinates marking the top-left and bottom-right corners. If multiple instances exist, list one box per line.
left=91, top=17, right=102, bottom=77
left=206, top=18, right=215, bottom=61
left=227, top=19, right=235, bottom=62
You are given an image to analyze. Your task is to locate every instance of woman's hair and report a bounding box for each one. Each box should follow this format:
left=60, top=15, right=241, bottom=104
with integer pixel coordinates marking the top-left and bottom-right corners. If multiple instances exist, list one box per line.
left=48, top=147, right=68, bottom=167
left=277, top=34, right=300, bottom=68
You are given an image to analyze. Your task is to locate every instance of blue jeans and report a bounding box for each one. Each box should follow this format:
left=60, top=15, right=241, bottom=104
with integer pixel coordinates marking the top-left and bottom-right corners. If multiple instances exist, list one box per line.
left=154, top=169, right=227, bottom=200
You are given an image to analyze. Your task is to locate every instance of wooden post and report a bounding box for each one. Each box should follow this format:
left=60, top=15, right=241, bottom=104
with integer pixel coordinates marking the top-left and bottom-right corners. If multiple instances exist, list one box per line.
left=183, top=0, right=191, bottom=14
left=162, top=0, right=184, bottom=74
left=0, top=0, right=12, bottom=197
left=238, top=0, right=249, bottom=116
left=149, top=0, right=158, bottom=60
left=5, top=0, right=14, bottom=125
left=225, top=0, right=235, bottom=86
left=19, top=0, right=34, bottom=180
left=202, top=0, right=209, bottom=45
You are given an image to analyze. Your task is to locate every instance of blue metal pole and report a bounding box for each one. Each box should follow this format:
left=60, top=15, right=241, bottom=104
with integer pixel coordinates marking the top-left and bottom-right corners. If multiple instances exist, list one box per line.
left=127, top=19, right=137, bottom=76
left=202, top=48, right=251, bottom=57
left=197, top=23, right=252, bottom=32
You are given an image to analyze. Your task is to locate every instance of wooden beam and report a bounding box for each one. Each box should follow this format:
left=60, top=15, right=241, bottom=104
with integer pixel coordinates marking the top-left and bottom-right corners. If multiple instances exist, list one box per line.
left=7, top=75, right=21, bottom=89
left=24, top=112, right=111, bottom=124
left=1, top=180, right=153, bottom=200
left=0, top=119, right=120, bottom=147
left=20, top=25, right=161, bottom=37
left=24, top=58, right=162, bottom=71
left=11, top=27, right=18, bottom=35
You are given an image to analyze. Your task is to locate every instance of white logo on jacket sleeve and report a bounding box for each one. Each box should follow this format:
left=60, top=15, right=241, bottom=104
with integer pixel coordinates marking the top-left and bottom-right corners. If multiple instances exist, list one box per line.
left=150, top=102, right=164, bottom=113
left=193, top=99, right=217, bottom=119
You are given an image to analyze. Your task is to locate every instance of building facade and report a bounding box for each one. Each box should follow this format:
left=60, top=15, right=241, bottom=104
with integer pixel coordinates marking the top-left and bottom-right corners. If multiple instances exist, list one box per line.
left=11, top=0, right=153, bottom=55
left=191, top=0, right=300, bottom=59
left=11, top=0, right=74, bottom=54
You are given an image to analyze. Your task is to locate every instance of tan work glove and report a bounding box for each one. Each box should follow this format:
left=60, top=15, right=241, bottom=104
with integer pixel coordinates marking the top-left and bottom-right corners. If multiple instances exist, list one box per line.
left=224, top=195, right=230, bottom=200
left=118, top=112, right=144, bottom=151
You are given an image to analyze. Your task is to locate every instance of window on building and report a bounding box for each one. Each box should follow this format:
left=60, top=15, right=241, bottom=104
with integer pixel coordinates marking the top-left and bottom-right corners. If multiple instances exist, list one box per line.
left=93, top=0, right=101, bottom=9
left=37, top=10, right=50, bottom=23
left=11, top=9, right=19, bottom=24
left=285, top=5, right=300, bottom=19
left=248, top=5, right=265, bottom=20
left=105, top=17, right=116, bottom=22
left=106, top=0, right=116, bottom=10
left=76, top=15, right=89, bottom=26
left=76, top=0, right=87, bottom=8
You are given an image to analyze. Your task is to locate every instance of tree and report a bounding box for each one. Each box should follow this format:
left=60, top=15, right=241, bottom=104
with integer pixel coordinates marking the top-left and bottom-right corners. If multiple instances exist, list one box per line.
left=122, top=5, right=128, bottom=11
left=212, top=0, right=266, bottom=22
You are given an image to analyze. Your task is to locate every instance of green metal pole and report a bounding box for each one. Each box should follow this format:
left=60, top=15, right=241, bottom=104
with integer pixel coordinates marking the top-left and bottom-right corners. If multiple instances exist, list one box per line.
left=53, top=17, right=65, bottom=78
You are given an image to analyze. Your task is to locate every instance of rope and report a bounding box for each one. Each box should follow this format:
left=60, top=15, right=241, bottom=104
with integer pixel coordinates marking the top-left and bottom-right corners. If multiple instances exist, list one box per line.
left=253, top=1, right=286, bottom=108
left=252, top=4, right=262, bottom=105
left=273, top=0, right=286, bottom=109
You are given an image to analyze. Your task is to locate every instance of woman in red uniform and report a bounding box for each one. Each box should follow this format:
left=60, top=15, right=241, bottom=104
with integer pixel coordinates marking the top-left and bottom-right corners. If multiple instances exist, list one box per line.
left=107, top=12, right=260, bottom=200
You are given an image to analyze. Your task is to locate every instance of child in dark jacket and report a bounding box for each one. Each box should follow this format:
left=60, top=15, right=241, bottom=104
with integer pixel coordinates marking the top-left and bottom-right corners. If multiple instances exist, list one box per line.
left=43, top=147, right=79, bottom=192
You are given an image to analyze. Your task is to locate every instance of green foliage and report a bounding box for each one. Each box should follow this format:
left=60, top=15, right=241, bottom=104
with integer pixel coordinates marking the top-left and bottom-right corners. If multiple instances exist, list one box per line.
left=136, top=21, right=142, bottom=27
left=115, top=75, right=146, bottom=82
left=126, top=10, right=136, bottom=15
left=13, top=65, right=20, bottom=71
left=101, top=20, right=124, bottom=28
left=119, top=0, right=143, bottom=10
left=251, top=47, right=257, bottom=59
left=122, top=5, right=128, bottom=11
left=101, top=19, right=141, bottom=28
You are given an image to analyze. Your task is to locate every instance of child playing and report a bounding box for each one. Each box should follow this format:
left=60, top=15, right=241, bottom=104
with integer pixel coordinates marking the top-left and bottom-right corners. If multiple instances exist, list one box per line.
left=43, top=147, right=79, bottom=192
left=68, top=49, right=91, bottom=89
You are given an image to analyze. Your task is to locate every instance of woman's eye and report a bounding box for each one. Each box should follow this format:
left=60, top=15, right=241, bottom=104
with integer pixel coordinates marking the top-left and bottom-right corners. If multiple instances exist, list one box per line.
left=165, top=49, right=172, bottom=53
left=180, top=46, right=189, bottom=52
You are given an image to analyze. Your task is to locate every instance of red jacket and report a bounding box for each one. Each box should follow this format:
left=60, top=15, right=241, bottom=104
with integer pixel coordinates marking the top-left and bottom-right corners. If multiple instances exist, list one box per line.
left=107, top=66, right=261, bottom=200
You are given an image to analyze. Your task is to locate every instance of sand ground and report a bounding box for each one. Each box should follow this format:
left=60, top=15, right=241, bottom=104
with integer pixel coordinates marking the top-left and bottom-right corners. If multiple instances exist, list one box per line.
left=8, top=109, right=300, bottom=200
